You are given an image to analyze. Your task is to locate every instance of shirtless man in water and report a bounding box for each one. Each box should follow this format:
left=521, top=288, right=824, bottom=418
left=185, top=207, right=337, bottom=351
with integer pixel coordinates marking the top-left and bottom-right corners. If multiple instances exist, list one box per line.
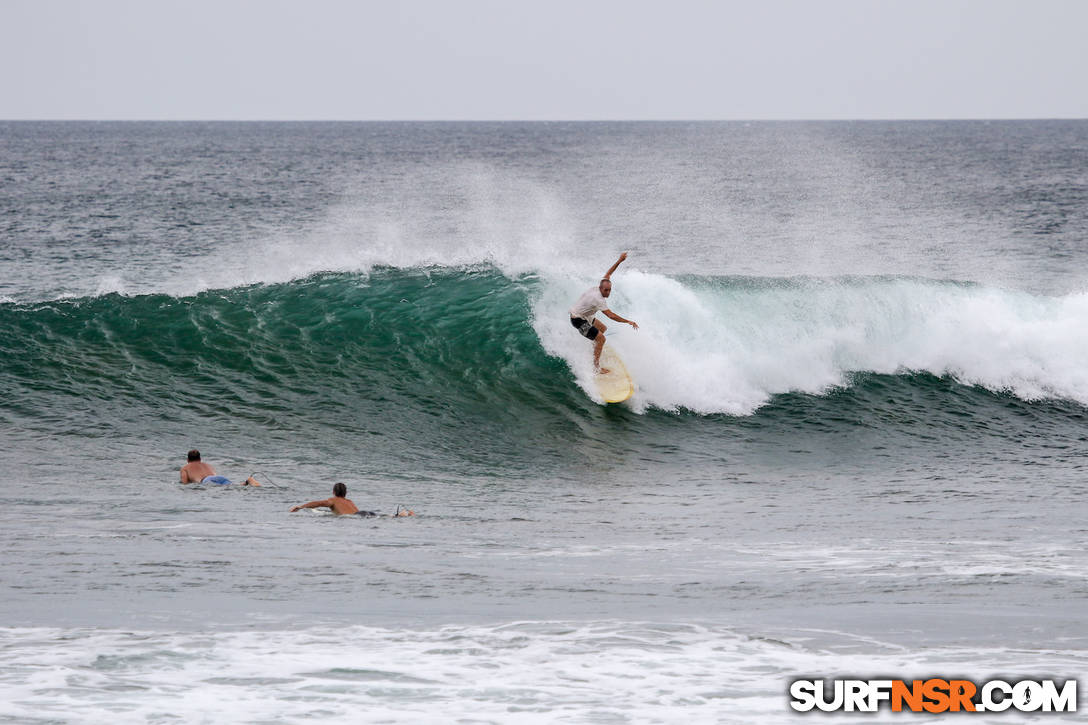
left=569, top=252, right=639, bottom=372
left=179, top=449, right=260, bottom=485
left=290, top=482, right=414, bottom=517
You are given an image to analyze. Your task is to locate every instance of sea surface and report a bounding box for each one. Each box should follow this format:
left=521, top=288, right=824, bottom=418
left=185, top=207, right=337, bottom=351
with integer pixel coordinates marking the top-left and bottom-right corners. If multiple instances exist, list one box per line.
left=1, top=121, right=1086, bottom=723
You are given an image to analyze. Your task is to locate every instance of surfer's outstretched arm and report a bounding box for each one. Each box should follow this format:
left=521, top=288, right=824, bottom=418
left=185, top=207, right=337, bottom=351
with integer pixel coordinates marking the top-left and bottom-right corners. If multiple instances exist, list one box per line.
left=290, top=499, right=331, bottom=512
left=603, top=309, right=638, bottom=330
left=602, top=252, right=628, bottom=280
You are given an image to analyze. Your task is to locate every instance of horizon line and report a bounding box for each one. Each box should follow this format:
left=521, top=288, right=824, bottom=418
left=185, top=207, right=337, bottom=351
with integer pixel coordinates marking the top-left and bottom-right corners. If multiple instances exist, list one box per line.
left=3, top=116, right=1087, bottom=123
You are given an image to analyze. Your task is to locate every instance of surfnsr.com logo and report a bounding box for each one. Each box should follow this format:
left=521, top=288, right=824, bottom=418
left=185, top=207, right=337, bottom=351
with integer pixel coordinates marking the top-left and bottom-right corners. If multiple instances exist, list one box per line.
left=789, top=678, right=1077, bottom=713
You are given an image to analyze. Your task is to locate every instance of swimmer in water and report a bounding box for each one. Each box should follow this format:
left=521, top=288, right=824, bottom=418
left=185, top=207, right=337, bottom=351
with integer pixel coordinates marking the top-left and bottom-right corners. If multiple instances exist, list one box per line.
left=290, top=482, right=414, bottom=517
left=180, top=449, right=260, bottom=486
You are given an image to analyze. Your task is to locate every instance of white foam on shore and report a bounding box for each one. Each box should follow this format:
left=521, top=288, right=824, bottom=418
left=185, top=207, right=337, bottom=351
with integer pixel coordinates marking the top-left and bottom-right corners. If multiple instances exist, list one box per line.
left=0, top=622, right=1082, bottom=724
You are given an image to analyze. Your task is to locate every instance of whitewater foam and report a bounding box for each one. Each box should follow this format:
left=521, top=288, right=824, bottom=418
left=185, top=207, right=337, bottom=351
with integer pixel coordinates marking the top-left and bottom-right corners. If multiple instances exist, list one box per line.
left=534, top=272, right=1088, bottom=414
left=1, top=623, right=1081, bottom=724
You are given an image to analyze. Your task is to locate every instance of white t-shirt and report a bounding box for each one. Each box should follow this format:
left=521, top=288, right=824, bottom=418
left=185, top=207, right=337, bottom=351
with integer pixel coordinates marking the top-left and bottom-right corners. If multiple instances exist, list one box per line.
left=569, top=287, right=609, bottom=320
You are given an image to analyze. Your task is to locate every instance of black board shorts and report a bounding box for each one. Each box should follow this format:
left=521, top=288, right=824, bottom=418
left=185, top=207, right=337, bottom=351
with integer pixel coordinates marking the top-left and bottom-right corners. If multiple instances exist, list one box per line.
left=570, top=316, right=600, bottom=340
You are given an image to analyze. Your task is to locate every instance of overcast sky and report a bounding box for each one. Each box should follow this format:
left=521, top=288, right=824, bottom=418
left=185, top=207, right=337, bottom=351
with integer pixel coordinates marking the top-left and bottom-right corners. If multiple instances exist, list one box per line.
left=1, top=0, right=1085, bottom=120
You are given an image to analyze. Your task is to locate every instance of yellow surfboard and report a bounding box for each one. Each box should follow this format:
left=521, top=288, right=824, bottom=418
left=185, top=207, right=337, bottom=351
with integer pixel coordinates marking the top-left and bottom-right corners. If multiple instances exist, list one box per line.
left=595, top=345, right=634, bottom=403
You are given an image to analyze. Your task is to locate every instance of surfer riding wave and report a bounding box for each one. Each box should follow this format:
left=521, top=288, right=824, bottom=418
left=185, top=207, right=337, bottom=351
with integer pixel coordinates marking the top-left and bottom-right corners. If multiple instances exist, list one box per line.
left=569, top=252, right=639, bottom=373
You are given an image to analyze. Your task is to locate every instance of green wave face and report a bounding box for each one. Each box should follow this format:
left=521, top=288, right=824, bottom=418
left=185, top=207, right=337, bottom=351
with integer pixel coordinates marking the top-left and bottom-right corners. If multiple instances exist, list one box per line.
left=0, top=269, right=597, bottom=476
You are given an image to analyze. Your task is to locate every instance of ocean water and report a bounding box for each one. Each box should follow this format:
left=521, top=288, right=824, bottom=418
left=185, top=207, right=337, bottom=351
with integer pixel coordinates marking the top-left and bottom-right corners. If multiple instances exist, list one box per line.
left=1, top=121, right=1086, bottom=723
